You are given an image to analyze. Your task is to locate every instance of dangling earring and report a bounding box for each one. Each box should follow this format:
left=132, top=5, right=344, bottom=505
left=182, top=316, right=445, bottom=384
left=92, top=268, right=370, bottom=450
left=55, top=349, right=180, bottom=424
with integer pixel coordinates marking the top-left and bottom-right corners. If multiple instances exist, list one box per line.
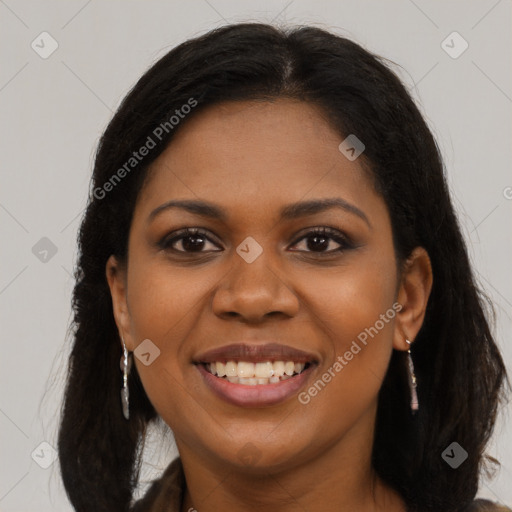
left=120, top=337, right=131, bottom=420
left=405, top=339, right=419, bottom=414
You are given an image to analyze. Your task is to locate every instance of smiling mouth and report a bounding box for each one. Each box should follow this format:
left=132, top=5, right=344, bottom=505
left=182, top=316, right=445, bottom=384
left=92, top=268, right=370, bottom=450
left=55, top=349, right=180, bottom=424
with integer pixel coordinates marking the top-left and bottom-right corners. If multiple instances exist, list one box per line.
left=202, top=360, right=311, bottom=385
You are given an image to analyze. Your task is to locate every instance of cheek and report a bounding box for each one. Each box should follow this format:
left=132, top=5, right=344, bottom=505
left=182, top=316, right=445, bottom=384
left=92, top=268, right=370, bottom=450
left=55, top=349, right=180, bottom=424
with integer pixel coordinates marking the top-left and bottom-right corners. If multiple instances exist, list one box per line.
left=126, top=257, right=217, bottom=342
left=124, top=257, right=202, bottom=382
left=295, top=250, right=398, bottom=406
left=301, top=248, right=397, bottom=347
left=124, top=256, right=226, bottom=418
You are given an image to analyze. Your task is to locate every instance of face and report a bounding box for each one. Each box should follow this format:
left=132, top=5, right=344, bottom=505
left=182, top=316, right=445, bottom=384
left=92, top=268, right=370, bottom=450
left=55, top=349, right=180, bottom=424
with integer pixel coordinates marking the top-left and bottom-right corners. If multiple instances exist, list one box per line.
left=107, top=98, right=431, bottom=474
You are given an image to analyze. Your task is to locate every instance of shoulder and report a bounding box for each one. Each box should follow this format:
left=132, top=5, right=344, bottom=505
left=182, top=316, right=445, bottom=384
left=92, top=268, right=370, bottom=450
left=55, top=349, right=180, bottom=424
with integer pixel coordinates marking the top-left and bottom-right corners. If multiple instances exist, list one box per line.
left=130, top=457, right=185, bottom=512
left=465, top=499, right=512, bottom=511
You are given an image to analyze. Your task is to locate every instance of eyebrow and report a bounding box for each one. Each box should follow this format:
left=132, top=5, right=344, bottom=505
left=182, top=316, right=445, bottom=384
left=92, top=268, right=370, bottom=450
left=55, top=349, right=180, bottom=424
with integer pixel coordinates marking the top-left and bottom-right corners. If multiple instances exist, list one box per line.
left=148, top=197, right=371, bottom=228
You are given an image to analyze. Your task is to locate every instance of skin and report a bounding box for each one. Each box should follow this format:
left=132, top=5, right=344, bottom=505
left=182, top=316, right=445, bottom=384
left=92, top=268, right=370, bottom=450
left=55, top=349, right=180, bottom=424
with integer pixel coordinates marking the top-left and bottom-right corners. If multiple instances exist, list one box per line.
left=107, top=98, right=433, bottom=512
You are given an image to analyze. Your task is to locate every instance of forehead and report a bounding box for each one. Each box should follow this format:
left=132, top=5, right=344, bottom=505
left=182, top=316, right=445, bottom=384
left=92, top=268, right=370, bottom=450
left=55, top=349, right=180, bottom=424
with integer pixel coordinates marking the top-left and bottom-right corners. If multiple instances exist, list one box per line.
left=136, top=99, right=382, bottom=222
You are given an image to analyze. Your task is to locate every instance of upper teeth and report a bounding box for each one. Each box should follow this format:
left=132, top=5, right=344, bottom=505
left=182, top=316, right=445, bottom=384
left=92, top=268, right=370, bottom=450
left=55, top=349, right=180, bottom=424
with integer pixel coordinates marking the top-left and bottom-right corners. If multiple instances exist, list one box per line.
left=208, top=361, right=306, bottom=379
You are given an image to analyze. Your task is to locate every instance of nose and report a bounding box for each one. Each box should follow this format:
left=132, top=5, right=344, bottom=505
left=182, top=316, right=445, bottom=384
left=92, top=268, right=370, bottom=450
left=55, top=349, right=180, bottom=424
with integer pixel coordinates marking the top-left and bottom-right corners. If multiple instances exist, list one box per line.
left=211, top=252, right=300, bottom=324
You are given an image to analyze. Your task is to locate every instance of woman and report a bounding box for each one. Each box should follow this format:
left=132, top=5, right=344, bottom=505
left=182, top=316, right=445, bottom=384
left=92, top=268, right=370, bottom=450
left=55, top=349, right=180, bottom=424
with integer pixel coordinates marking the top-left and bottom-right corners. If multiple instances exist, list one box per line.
left=58, top=23, right=510, bottom=512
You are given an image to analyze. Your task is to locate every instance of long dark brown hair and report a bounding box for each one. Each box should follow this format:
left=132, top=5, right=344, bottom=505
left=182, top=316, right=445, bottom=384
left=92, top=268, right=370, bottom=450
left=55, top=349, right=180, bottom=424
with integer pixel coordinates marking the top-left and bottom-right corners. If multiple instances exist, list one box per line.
left=58, top=23, right=509, bottom=512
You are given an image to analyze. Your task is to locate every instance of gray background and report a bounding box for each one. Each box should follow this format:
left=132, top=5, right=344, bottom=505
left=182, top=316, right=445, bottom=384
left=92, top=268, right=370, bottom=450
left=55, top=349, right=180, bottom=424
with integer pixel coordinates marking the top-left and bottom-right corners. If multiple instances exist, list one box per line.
left=1, top=0, right=511, bottom=510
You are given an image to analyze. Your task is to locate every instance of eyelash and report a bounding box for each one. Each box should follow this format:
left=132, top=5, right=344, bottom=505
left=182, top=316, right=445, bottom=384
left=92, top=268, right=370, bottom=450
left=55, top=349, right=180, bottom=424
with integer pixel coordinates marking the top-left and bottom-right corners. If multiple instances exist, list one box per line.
left=158, top=227, right=353, bottom=256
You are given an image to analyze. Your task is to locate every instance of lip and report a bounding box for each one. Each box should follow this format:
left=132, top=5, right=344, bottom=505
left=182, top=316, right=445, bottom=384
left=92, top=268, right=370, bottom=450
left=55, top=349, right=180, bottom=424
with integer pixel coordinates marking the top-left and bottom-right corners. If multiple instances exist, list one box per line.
left=196, top=362, right=317, bottom=407
left=194, top=343, right=318, bottom=364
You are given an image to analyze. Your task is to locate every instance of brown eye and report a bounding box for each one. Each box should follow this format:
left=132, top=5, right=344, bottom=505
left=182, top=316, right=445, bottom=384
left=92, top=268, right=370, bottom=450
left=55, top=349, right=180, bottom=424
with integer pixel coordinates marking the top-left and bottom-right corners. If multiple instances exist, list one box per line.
left=160, top=228, right=222, bottom=253
left=289, top=227, right=351, bottom=254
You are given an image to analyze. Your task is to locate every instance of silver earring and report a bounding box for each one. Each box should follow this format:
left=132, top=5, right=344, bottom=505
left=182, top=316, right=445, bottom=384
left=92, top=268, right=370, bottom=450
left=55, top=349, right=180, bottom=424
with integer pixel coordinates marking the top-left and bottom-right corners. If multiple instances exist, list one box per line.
left=120, top=338, right=131, bottom=420
left=405, top=339, right=419, bottom=414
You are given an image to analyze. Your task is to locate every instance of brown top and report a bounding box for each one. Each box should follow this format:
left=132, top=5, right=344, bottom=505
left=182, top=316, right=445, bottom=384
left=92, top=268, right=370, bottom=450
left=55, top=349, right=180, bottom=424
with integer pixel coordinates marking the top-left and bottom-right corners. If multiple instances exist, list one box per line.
left=130, top=457, right=511, bottom=512
left=130, top=458, right=185, bottom=512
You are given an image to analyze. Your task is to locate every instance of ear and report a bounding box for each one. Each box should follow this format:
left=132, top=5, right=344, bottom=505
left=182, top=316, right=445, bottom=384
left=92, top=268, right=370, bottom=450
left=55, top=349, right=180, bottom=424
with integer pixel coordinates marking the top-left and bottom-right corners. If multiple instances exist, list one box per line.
left=106, top=255, right=134, bottom=351
left=393, top=247, right=433, bottom=351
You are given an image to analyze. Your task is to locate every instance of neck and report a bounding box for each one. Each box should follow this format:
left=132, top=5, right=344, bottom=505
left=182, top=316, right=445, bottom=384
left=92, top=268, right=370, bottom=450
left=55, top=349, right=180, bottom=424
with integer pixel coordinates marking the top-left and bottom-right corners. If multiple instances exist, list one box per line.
left=177, top=408, right=406, bottom=512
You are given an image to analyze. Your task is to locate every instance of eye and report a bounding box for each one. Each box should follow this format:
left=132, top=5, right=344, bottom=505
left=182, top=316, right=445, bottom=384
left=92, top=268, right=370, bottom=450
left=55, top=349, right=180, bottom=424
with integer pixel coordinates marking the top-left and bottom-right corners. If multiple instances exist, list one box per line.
left=159, top=228, right=222, bottom=253
left=289, top=227, right=352, bottom=254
